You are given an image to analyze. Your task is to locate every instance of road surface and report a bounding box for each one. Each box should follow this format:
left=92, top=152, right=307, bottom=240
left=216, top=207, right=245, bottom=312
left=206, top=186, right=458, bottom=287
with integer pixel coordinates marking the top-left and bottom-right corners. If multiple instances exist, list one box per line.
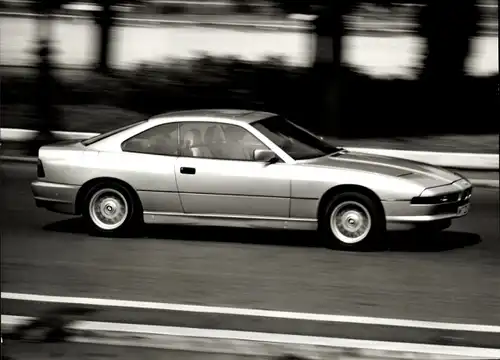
left=1, top=340, right=264, bottom=360
left=1, top=161, right=499, bottom=345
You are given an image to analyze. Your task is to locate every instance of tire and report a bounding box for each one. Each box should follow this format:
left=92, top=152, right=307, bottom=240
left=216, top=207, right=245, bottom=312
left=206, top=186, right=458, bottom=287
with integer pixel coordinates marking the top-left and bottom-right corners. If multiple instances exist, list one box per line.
left=82, top=182, right=140, bottom=236
left=319, top=191, right=386, bottom=250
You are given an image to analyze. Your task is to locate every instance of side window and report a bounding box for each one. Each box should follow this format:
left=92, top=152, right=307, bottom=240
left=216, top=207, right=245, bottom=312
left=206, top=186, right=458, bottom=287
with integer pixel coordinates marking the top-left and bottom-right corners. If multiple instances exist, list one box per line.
left=121, top=123, right=179, bottom=156
left=179, top=122, right=269, bottom=161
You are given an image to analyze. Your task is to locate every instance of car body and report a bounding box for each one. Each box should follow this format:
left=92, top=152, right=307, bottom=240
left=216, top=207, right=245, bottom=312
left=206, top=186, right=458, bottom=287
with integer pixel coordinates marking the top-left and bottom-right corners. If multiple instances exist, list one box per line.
left=32, top=109, right=473, bottom=248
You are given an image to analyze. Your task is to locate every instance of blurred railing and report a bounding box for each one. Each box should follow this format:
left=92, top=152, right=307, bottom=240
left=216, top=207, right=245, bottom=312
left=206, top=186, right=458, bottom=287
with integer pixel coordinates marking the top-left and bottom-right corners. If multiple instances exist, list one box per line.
left=0, top=3, right=497, bottom=35
left=1, top=0, right=497, bottom=21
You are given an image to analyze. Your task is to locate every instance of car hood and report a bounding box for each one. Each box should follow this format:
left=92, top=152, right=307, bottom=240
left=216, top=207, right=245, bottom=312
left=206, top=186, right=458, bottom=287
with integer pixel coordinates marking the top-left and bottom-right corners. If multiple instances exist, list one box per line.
left=302, top=151, right=462, bottom=188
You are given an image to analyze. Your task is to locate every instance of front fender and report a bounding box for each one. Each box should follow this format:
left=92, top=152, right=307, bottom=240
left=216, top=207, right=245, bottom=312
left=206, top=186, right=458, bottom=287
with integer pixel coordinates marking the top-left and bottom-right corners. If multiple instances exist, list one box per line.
left=291, top=167, right=425, bottom=201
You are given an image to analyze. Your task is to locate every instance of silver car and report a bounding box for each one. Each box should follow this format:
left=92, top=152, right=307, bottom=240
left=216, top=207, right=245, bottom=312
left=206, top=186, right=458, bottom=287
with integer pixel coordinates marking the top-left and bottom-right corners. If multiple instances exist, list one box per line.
left=32, top=109, right=472, bottom=249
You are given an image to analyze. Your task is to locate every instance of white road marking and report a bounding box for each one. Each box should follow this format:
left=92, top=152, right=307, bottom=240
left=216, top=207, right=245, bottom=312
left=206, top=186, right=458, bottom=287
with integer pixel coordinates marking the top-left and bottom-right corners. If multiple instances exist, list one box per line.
left=1, top=315, right=499, bottom=358
left=2, top=292, right=500, bottom=333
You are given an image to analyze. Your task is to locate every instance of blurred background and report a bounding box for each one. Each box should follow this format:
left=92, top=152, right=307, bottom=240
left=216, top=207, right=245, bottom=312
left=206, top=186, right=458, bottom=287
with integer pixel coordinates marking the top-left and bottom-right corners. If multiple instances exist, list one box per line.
left=0, top=0, right=498, bottom=153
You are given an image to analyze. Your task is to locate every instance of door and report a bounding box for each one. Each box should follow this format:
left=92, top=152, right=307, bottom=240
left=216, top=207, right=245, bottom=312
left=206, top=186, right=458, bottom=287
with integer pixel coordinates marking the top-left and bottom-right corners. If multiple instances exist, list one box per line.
left=174, top=121, right=291, bottom=218
left=120, top=122, right=182, bottom=213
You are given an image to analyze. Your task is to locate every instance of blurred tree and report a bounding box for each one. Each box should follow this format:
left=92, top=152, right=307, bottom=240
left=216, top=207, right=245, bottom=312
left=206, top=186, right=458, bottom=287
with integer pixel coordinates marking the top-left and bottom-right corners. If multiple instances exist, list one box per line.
left=32, top=0, right=143, bottom=74
left=259, top=0, right=370, bottom=133
left=417, top=0, right=480, bottom=123
left=249, top=0, right=482, bottom=134
left=90, top=0, right=144, bottom=74
left=95, top=1, right=151, bottom=74
left=232, top=0, right=255, bottom=13
left=418, top=0, right=480, bottom=82
left=28, top=0, right=66, bottom=155
left=41, top=0, right=144, bottom=74
left=92, top=0, right=119, bottom=74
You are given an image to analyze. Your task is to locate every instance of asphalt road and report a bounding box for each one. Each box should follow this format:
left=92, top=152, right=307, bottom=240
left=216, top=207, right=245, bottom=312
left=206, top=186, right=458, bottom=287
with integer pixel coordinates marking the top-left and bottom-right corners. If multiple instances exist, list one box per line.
left=1, top=341, right=263, bottom=360
left=1, top=161, right=499, bottom=334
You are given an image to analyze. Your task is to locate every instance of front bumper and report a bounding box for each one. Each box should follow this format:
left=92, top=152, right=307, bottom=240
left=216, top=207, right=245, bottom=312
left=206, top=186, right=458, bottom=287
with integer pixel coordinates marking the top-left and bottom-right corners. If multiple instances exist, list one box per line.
left=31, top=180, right=80, bottom=215
left=383, top=178, right=473, bottom=230
left=383, top=195, right=471, bottom=231
left=384, top=198, right=471, bottom=221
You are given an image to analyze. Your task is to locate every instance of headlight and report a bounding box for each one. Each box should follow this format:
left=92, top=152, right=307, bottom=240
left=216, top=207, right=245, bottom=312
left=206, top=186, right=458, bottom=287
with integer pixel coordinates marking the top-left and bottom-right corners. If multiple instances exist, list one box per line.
left=411, top=193, right=461, bottom=204
left=411, top=188, right=472, bottom=205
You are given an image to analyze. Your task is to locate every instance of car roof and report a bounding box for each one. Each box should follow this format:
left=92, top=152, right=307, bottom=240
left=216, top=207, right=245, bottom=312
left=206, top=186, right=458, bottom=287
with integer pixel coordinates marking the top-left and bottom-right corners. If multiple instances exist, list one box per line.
left=148, top=109, right=276, bottom=125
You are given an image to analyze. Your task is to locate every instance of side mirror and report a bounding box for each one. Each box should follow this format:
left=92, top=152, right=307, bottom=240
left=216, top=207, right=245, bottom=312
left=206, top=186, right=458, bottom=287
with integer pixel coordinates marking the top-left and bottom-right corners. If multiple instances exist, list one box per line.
left=254, top=149, right=279, bottom=163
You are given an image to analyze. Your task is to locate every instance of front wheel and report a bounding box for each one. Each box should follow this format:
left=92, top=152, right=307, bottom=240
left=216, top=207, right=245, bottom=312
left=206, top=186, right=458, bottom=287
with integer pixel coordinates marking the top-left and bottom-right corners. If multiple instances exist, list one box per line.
left=83, top=183, right=138, bottom=236
left=319, top=192, right=386, bottom=250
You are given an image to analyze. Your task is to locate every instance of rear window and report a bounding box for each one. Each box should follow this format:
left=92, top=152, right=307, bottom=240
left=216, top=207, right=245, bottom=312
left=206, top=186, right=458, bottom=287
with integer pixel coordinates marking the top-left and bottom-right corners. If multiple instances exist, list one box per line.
left=81, top=121, right=146, bottom=146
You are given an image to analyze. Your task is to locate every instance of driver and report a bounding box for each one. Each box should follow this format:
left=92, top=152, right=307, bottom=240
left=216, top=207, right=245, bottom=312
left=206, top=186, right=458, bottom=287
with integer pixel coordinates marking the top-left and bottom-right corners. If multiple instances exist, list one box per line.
left=222, top=125, right=252, bottom=161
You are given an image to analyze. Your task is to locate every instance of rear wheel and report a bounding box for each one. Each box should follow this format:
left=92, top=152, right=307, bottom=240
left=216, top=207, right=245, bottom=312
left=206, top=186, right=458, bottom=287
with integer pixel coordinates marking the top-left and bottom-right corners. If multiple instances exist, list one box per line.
left=320, top=192, right=386, bottom=250
left=83, top=182, right=139, bottom=236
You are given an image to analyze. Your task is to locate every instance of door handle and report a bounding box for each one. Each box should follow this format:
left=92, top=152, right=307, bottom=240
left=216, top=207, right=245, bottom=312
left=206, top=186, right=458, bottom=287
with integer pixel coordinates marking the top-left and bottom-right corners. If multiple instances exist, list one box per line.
left=180, top=167, right=196, bottom=175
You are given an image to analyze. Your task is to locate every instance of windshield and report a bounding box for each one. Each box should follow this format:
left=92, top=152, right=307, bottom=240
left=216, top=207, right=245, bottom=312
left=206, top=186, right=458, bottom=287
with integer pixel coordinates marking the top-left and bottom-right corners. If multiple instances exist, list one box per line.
left=253, top=116, right=341, bottom=160
left=81, top=121, right=147, bottom=146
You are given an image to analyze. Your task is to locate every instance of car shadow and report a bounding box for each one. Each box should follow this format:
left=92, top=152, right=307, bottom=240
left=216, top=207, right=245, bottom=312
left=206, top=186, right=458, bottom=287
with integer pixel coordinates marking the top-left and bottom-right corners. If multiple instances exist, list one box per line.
left=42, top=217, right=320, bottom=248
left=42, top=217, right=482, bottom=253
left=385, top=231, right=482, bottom=252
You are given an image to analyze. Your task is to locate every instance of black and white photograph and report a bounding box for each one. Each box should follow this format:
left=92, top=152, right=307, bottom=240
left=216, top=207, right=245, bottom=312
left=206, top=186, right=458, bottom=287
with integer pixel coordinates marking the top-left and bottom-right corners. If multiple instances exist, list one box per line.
left=0, top=0, right=499, bottom=359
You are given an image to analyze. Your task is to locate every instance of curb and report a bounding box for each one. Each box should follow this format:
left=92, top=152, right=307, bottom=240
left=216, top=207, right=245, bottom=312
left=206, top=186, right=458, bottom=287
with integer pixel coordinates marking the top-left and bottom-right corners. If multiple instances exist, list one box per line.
left=2, top=315, right=496, bottom=360
left=0, top=155, right=39, bottom=164
left=1, top=128, right=100, bottom=141
left=1, top=128, right=498, bottom=170
left=344, top=147, right=499, bottom=171
left=469, top=179, right=499, bottom=188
